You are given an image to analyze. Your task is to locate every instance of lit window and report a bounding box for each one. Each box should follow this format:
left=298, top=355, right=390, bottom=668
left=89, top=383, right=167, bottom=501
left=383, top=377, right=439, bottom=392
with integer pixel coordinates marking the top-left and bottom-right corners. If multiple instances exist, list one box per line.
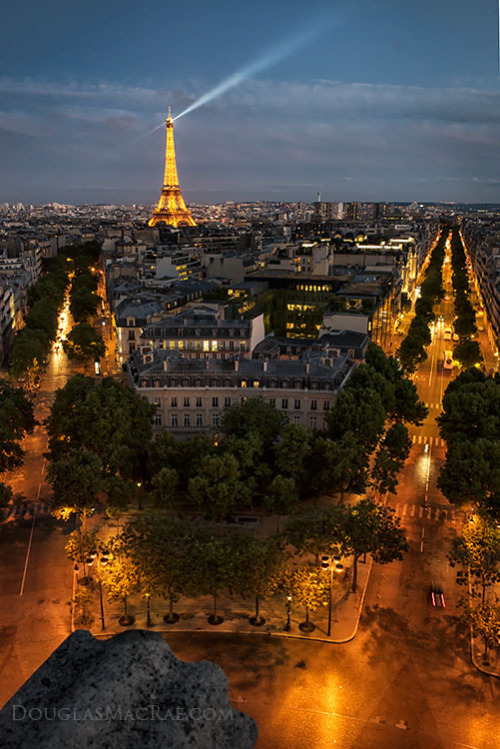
left=253, top=381, right=259, bottom=388
left=241, top=381, right=247, bottom=388
left=203, top=341, right=210, bottom=351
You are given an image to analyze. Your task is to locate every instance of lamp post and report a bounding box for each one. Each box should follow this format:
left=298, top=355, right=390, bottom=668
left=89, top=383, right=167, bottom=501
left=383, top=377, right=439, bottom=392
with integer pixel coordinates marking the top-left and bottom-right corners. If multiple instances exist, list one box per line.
left=321, top=554, right=344, bottom=637
left=285, top=595, right=292, bottom=631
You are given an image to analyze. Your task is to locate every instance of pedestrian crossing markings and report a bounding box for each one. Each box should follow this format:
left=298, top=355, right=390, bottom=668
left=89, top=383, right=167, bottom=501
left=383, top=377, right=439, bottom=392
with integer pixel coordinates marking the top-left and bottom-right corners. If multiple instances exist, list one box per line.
left=411, top=435, right=446, bottom=447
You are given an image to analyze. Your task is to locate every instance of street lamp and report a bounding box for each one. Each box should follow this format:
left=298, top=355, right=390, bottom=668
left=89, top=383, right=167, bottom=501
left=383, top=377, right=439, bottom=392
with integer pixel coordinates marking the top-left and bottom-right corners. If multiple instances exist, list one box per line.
left=285, top=595, right=292, bottom=631
left=321, top=554, right=344, bottom=637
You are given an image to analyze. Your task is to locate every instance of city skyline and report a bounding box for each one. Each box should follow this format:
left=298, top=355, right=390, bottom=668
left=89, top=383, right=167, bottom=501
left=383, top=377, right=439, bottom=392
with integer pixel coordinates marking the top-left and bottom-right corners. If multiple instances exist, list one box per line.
left=2, top=0, right=500, bottom=204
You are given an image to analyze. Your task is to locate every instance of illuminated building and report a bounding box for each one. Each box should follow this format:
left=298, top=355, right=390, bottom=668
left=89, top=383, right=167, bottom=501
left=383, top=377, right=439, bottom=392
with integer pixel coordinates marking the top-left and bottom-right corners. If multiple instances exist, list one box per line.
left=148, top=108, right=196, bottom=228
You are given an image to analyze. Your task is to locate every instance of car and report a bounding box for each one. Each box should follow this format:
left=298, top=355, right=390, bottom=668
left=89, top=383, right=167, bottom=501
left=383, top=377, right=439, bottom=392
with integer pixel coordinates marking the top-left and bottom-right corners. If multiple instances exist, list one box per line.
left=431, top=581, right=445, bottom=607
left=452, top=332, right=459, bottom=342
left=443, top=350, right=453, bottom=370
left=444, top=329, right=452, bottom=341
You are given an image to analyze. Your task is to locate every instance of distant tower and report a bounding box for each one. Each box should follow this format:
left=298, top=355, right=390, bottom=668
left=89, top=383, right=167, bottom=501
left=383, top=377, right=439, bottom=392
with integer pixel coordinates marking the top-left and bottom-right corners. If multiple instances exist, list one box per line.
left=148, top=108, right=196, bottom=228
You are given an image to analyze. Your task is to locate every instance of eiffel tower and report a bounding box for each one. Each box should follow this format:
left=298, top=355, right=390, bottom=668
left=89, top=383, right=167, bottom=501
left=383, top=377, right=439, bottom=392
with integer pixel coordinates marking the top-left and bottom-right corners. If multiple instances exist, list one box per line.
left=148, top=108, right=196, bottom=228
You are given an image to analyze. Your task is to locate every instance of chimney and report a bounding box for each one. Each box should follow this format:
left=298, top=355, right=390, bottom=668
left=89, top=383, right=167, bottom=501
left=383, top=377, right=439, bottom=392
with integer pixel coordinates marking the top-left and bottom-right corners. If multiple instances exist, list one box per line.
left=234, top=358, right=239, bottom=372
left=263, top=357, right=268, bottom=372
left=305, top=359, right=310, bottom=375
left=163, top=358, right=168, bottom=372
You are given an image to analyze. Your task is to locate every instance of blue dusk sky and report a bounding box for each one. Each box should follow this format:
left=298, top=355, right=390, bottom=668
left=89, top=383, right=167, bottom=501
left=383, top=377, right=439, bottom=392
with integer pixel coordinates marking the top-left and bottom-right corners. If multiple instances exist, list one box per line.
left=1, top=0, right=500, bottom=204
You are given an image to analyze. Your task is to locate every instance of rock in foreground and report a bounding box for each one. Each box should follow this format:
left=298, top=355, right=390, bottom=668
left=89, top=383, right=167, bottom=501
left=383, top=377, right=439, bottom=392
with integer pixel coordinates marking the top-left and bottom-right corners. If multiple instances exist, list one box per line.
left=0, top=629, right=257, bottom=749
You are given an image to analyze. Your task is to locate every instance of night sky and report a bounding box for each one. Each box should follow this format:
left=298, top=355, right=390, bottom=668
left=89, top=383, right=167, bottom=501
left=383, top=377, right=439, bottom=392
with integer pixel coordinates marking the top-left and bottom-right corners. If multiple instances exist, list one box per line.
left=1, top=0, right=500, bottom=204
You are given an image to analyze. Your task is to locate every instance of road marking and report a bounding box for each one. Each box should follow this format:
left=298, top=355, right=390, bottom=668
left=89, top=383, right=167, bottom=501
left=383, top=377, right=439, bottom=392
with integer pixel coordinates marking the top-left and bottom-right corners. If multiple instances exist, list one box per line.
left=412, top=435, right=416, bottom=444
left=19, top=509, right=36, bottom=596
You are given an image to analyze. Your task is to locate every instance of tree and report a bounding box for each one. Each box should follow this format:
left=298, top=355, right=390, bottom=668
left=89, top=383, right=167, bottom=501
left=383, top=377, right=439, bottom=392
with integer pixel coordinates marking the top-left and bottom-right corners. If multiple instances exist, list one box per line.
left=70, top=286, right=101, bottom=323
left=0, top=482, right=13, bottom=508
left=274, top=423, right=314, bottom=494
left=220, top=398, right=287, bottom=449
left=391, top=378, right=428, bottom=425
left=397, top=333, right=427, bottom=374
left=438, top=373, right=500, bottom=444
left=0, top=381, right=36, bottom=472
left=463, top=602, right=500, bottom=662
left=453, top=339, right=482, bottom=369
left=46, top=375, right=155, bottom=481
left=62, top=322, right=106, bottom=362
left=121, top=514, right=194, bottom=623
left=47, top=448, right=102, bottom=524
left=102, top=475, right=137, bottom=515
left=188, top=453, right=243, bottom=521
left=437, top=439, right=500, bottom=517
left=338, top=500, right=408, bottom=591
left=286, top=506, right=345, bottom=564
left=454, top=314, right=477, bottom=340
left=233, top=537, right=286, bottom=625
left=186, top=536, right=235, bottom=624
left=326, top=388, right=386, bottom=453
left=64, top=530, right=98, bottom=563
left=314, top=433, right=370, bottom=499
left=287, top=566, right=329, bottom=632
left=151, top=467, right=180, bottom=508
left=262, top=474, right=299, bottom=531
left=101, top=539, right=139, bottom=625
left=448, top=515, right=500, bottom=605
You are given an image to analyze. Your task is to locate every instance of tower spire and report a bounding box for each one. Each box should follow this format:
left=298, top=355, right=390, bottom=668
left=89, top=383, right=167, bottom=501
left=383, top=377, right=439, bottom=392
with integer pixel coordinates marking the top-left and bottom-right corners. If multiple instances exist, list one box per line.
left=148, top=109, right=196, bottom=228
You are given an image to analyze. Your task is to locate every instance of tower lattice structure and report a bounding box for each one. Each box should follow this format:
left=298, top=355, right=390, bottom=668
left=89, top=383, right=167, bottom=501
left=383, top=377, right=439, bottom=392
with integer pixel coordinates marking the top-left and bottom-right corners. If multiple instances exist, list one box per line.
left=148, top=108, right=196, bottom=228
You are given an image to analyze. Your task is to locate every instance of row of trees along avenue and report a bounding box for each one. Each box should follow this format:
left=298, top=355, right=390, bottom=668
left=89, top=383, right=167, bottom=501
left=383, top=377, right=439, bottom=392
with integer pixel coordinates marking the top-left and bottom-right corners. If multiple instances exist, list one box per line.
left=397, top=226, right=447, bottom=373
left=46, top=343, right=427, bottom=525
left=438, top=365, right=500, bottom=662
left=0, top=380, right=36, bottom=509
left=449, top=227, right=483, bottom=369
left=67, top=501, right=407, bottom=631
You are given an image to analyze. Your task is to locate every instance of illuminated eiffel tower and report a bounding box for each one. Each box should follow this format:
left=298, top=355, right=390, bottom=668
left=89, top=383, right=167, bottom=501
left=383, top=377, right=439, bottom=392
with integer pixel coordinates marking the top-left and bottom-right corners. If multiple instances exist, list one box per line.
left=148, top=108, right=196, bottom=228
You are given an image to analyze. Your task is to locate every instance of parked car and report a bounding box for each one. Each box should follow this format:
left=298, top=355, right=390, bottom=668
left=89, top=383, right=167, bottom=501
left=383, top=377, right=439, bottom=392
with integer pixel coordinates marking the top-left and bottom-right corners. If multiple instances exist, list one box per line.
left=431, top=581, right=446, bottom=607
left=452, top=332, right=459, bottom=342
left=443, top=351, right=453, bottom=370
left=444, top=329, right=452, bottom=341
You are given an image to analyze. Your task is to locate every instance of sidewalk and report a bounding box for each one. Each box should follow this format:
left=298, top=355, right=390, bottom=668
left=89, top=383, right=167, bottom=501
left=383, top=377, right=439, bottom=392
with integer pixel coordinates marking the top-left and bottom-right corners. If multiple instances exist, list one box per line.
left=79, top=557, right=373, bottom=645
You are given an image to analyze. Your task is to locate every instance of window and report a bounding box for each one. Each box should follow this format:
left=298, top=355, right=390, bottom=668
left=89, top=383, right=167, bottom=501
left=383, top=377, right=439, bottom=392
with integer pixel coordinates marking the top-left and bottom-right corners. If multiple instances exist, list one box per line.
left=212, top=397, right=219, bottom=408
left=212, top=414, right=219, bottom=426
left=171, top=397, right=177, bottom=407
left=184, top=414, right=190, bottom=427
left=310, top=416, right=317, bottom=429
left=129, top=343, right=135, bottom=352
left=196, top=397, right=202, bottom=407
left=128, top=330, right=135, bottom=340
left=294, top=399, right=301, bottom=410
left=294, top=416, right=301, bottom=424
left=269, top=397, right=276, bottom=407
left=323, top=401, right=330, bottom=411
left=154, top=413, right=162, bottom=427
left=224, top=397, right=231, bottom=407
left=183, top=397, right=190, bottom=407
left=281, top=398, right=288, bottom=410
left=196, top=414, right=203, bottom=427
left=171, top=414, right=178, bottom=427
left=311, top=400, right=317, bottom=411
